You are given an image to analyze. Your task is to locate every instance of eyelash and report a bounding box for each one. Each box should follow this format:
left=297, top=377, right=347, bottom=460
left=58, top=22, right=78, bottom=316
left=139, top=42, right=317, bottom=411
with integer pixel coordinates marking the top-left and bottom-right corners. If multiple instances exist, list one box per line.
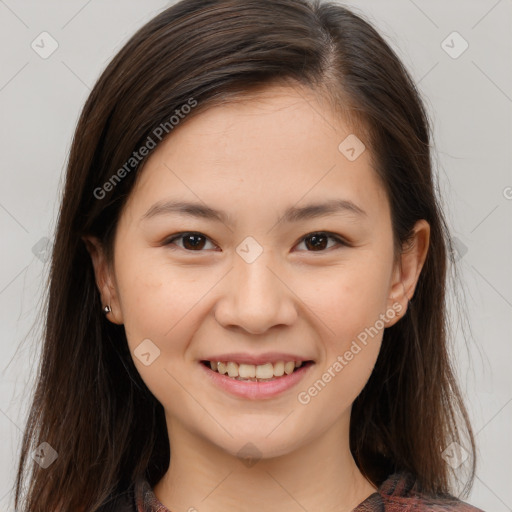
left=164, top=231, right=349, bottom=253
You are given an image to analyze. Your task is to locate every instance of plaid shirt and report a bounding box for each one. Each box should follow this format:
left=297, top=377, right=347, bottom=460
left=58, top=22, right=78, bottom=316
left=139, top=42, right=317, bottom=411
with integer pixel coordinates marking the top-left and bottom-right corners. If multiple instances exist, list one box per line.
left=119, top=471, right=484, bottom=511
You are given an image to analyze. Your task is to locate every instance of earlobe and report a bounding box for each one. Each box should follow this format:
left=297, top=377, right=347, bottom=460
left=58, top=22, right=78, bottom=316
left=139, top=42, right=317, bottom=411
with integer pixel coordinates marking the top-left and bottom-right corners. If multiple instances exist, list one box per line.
left=386, top=220, right=430, bottom=326
left=81, top=235, right=124, bottom=325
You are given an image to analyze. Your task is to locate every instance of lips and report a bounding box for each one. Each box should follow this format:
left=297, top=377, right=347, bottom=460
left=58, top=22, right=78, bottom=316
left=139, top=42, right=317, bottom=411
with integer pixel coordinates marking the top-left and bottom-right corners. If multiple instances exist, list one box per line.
left=198, top=358, right=315, bottom=400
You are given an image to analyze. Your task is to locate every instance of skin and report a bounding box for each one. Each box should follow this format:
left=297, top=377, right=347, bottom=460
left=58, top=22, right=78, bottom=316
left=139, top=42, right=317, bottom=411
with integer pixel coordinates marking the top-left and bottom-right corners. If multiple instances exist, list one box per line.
left=85, top=84, right=429, bottom=512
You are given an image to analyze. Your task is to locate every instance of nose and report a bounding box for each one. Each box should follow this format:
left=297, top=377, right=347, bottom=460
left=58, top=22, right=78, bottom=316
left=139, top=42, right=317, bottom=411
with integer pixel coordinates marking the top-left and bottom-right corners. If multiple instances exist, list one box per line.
left=214, top=253, right=298, bottom=335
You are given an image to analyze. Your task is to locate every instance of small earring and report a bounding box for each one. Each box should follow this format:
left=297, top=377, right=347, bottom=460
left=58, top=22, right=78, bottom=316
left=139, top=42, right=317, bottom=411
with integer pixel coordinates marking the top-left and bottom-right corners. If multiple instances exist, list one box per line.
left=103, top=304, right=112, bottom=314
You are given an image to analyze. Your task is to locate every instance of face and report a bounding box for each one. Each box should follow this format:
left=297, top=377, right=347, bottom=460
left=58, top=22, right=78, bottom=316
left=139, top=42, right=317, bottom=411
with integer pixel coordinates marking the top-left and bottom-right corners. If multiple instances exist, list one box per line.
left=88, top=85, right=426, bottom=461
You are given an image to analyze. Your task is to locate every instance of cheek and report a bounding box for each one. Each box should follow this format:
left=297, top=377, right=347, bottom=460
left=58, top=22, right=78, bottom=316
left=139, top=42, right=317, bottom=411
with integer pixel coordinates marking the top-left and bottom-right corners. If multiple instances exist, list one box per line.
left=114, top=256, right=206, bottom=405
left=116, top=252, right=202, bottom=344
left=298, top=252, right=393, bottom=343
left=293, top=252, right=392, bottom=408
left=114, top=252, right=220, bottom=393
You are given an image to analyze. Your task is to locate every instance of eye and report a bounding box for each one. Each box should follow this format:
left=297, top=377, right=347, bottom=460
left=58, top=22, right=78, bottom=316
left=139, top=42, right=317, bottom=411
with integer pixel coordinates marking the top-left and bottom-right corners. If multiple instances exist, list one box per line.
left=164, top=231, right=348, bottom=253
left=164, top=232, right=217, bottom=251
left=295, top=232, right=348, bottom=252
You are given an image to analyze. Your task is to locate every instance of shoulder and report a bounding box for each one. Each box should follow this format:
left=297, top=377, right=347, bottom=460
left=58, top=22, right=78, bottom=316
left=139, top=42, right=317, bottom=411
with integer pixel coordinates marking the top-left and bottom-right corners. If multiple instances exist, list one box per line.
left=378, top=472, right=485, bottom=512
left=381, top=495, right=485, bottom=511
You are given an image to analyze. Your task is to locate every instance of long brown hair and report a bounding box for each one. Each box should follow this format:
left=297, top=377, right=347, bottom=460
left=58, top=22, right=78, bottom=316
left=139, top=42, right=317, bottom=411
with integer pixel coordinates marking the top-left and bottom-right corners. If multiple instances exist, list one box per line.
left=15, top=1, right=476, bottom=510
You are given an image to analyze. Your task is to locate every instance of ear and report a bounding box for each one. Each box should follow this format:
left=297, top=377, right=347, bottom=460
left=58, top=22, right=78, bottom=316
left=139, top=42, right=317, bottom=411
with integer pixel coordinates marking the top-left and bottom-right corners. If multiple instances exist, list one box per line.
left=386, top=219, right=430, bottom=327
left=82, top=235, right=124, bottom=325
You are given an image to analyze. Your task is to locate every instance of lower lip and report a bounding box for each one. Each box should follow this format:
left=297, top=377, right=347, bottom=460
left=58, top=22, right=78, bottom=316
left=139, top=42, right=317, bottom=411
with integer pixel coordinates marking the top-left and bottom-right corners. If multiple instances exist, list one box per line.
left=199, top=361, right=314, bottom=400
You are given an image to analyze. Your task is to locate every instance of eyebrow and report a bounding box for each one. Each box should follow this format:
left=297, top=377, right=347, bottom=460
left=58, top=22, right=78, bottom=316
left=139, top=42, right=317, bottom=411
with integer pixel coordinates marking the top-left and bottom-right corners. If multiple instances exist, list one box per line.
left=141, top=198, right=367, bottom=225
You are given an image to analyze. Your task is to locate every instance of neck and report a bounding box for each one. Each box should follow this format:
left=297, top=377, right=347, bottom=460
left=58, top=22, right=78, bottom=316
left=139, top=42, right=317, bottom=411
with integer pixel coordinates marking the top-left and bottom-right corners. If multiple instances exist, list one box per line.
left=153, top=414, right=377, bottom=512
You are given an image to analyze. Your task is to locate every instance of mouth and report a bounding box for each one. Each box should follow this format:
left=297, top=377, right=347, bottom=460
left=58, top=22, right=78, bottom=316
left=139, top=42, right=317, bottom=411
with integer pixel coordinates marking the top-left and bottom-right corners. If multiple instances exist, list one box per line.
left=200, top=359, right=315, bottom=383
left=199, top=358, right=315, bottom=400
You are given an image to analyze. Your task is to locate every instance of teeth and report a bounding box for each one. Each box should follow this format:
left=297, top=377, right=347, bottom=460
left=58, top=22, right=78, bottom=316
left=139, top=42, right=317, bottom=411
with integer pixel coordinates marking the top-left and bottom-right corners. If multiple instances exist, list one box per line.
left=239, top=364, right=256, bottom=378
left=255, top=363, right=273, bottom=379
left=273, top=361, right=284, bottom=377
left=206, top=360, right=305, bottom=380
left=284, top=361, right=295, bottom=375
left=227, top=361, right=239, bottom=378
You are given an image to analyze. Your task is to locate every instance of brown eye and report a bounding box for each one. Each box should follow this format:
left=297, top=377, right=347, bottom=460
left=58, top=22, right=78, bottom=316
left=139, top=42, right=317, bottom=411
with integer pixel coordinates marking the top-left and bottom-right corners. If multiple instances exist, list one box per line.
left=166, top=232, right=216, bottom=251
left=296, top=232, right=346, bottom=252
left=165, top=231, right=347, bottom=253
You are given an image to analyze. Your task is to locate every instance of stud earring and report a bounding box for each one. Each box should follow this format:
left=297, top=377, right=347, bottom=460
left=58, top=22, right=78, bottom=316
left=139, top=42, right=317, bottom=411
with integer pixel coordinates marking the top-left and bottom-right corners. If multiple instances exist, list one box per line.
left=103, top=304, right=112, bottom=314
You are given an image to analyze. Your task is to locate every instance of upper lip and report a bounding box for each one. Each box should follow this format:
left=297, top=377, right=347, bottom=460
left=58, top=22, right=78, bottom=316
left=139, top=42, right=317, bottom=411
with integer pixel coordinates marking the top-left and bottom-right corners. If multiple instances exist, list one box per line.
left=201, top=352, right=315, bottom=365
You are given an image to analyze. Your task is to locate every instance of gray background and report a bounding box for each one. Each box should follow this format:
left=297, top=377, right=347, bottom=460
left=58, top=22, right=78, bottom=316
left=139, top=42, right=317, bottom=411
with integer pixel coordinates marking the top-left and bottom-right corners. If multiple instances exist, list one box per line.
left=0, top=0, right=510, bottom=510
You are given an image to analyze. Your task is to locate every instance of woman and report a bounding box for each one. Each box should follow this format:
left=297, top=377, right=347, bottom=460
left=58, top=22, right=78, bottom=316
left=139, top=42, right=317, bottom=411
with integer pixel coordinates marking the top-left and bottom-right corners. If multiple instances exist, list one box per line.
left=15, top=0, right=484, bottom=510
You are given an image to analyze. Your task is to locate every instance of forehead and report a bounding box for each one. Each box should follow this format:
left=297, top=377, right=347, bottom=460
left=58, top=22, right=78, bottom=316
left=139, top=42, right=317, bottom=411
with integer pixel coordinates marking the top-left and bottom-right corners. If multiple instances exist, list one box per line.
left=122, top=84, right=388, bottom=223
left=159, top=85, right=356, bottom=155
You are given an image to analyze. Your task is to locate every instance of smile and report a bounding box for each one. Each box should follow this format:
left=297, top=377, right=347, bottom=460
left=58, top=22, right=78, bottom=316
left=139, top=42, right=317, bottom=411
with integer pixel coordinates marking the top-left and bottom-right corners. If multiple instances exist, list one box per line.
left=199, top=360, right=315, bottom=399
left=202, top=360, right=310, bottom=381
